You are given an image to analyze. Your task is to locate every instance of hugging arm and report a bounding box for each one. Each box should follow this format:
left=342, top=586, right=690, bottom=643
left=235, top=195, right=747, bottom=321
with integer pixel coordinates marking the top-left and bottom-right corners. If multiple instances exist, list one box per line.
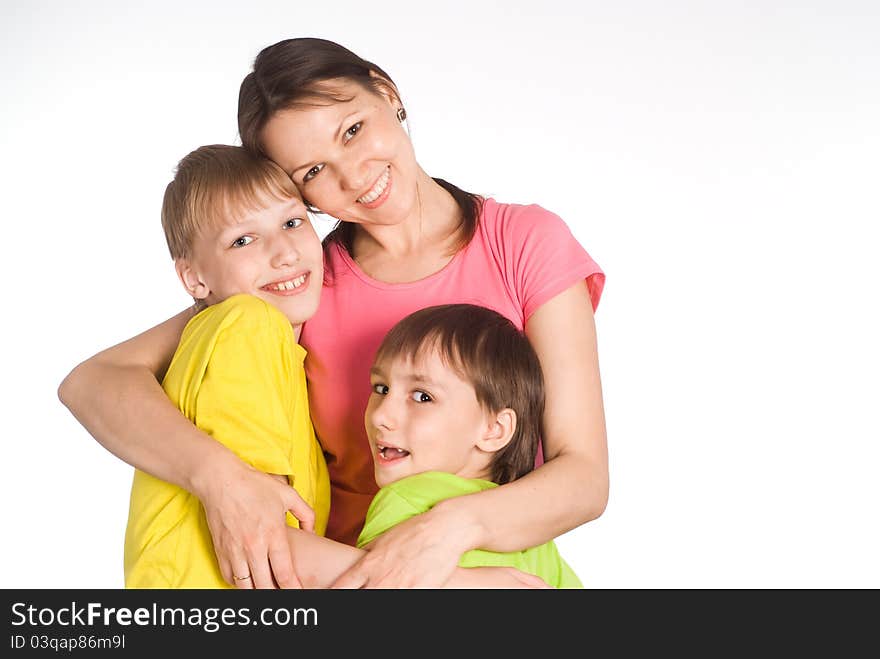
left=58, top=309, right=311, bottom=589
left=287, top=529, right=549, bottom=589
left=332, top=281, right=608, bottom=588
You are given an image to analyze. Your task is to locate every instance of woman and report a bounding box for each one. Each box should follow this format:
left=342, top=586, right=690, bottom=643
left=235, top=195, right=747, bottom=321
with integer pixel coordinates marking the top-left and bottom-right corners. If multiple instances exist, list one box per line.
left=59, top=38, right=608, bottom=589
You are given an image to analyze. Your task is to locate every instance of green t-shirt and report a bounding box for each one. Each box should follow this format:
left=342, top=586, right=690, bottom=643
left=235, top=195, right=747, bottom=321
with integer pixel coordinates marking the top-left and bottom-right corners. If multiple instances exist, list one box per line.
left=356, top=471, right=583, bottom=588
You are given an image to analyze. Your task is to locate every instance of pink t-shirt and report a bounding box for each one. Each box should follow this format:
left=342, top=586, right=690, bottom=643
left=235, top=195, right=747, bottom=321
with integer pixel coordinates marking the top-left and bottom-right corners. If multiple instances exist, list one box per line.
left=300, top=198, right=605, bottom=545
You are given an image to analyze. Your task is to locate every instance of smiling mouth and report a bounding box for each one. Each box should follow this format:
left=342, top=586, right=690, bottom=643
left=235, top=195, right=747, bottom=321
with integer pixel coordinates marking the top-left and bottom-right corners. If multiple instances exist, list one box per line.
left=377, top=444, right=410, bottom=461
left=357, top=166, right=392, bottom=208
left=261, top=273, right=308, bottom=293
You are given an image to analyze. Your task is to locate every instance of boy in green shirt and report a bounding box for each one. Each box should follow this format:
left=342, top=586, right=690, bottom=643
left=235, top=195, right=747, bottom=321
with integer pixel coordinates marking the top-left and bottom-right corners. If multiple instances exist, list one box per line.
left=288, top=303, right=582, bottom=588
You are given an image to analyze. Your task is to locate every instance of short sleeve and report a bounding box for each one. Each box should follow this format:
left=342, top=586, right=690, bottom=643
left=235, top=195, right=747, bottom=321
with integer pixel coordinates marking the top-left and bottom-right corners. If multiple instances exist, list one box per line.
left=185, top=296, right=299, bottom=476
left=493, top=203, right=605, bottom=320
left=356, top=487, right=423, bottom=548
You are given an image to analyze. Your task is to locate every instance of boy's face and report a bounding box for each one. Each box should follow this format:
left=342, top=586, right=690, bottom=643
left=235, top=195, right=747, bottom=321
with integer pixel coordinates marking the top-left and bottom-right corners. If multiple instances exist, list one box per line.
left=364, top=347, right=496, bottom=488
left=179, top=194, right=322, bottom=327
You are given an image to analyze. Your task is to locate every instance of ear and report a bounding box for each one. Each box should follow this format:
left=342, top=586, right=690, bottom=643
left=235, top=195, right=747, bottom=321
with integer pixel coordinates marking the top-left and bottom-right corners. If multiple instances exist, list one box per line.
left=477, top=408, right=517, bottom=454
left=174, top=258, right=210, bottom=301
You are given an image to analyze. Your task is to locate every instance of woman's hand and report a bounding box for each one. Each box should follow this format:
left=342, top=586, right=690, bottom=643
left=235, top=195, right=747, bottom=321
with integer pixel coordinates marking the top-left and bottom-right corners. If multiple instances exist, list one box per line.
left=197, top=459, right=316, bottom=589
left=330, top=502, right=475, bottom=588
left=452, top=567, right=552, bottom=589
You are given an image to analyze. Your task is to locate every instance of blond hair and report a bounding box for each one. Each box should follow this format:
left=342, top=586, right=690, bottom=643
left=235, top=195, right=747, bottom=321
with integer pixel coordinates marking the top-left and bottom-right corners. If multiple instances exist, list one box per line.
left=161, top=144, right=300, bottom=259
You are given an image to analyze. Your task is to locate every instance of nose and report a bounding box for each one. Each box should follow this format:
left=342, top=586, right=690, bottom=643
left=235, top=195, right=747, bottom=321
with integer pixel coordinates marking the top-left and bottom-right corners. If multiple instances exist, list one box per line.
left=367, top=392, right=397, bottom=432
left=339, top=158, right=370, bottom=193
left=269, top=234, right=301, bottom=269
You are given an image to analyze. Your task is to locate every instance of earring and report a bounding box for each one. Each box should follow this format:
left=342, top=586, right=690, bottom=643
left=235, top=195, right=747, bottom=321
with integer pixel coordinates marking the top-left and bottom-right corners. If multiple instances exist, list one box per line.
left=396, top=107, right=407, bottom=122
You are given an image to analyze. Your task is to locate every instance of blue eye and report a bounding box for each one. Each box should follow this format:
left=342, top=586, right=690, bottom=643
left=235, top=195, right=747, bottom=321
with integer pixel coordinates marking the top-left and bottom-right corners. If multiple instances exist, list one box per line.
left=231, top=235, right=254, bottom=248
left=303, top=163, right=324, bottom=183
left=344, top=122, right=362, bottom=142
left=411, top=390, right=432, bottom=403
left=283, top=218, right=304, bottom=229
left=372, top=383, right=389, bottom=395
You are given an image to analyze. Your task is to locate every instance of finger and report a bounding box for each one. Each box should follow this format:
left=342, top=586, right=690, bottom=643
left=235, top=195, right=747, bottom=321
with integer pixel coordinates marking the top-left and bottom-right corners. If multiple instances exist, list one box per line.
left=217, top=555, right=235, bottom=587
left=285, top=492, right=316, bottom=534
left=249, top=559, right=275, bottom=590
left=510, top=568, right=552, bottom=589
left=330, top=567, right=368, bottom=590
left=245, top=544, right=275, bottom=589
left=231, top=561, right=254, bottom=590
left=268, top=534, right=302, bottom=589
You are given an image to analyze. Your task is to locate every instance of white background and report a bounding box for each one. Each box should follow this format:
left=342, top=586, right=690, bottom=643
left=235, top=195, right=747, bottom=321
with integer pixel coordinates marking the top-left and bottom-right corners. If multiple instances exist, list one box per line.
left=2, top=0, right=878, bottom=588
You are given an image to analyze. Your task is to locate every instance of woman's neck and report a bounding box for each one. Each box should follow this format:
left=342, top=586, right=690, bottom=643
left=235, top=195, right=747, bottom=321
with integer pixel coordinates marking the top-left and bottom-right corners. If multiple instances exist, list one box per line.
left=351, top=170, right=464, bottom=282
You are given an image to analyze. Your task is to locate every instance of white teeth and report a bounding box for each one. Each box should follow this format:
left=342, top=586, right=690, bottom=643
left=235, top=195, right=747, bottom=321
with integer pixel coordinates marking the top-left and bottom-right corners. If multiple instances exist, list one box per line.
left=269, top=274, right=307, bottom=291
left=358, top=167, right=390, bottom=204
left=377, top=444, right=409, bottom=458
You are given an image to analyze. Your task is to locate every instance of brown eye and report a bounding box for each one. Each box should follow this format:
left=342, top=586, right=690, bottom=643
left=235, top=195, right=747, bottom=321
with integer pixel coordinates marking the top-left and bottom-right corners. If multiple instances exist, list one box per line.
left=344, top=122, right=362, bottom=142
left=231, top=236, right=254, bottom=248
left=303, top=164, right=324, bottom=183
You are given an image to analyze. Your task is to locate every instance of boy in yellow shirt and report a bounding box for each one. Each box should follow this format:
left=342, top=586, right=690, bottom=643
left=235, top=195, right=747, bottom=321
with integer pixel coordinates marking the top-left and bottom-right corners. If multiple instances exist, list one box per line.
left=124, top=145, right=330, bottom=588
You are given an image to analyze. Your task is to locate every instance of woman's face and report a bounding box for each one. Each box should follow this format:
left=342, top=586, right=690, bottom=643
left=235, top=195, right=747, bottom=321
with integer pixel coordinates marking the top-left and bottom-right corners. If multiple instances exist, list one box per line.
left=260, top=80, right=419, bottom=228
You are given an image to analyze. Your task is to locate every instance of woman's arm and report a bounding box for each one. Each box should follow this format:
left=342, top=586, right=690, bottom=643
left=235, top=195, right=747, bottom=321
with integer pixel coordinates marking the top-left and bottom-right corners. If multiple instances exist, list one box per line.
left=59, top=309, right=201, bottom=485
left=331, top=281, right=607, bottom=587
left=57, top=309, right=312, bottom=589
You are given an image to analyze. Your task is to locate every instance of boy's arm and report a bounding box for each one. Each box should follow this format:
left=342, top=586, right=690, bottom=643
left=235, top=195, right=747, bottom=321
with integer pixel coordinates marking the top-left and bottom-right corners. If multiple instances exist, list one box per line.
left=286, top=529, right=549, bottom=589
left=301, top=480, right=550, bottom=589
left=286, top=529, right=362, bottom=588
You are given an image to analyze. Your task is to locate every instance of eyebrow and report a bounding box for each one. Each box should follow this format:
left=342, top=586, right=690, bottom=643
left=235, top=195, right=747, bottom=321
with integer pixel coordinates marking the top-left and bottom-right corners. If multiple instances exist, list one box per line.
left=211, top=221, right=251, bottom=248
left=289, top=110, right=360, bottom=177
left=279, top=196, right=307, bottom=217
left=407, top=375, right=443, bottom=389
left=213, top=197, right=305, bottom=237
left=240, top=197, right=306, bottom=222
left=369, top=366, right=444, bottom=389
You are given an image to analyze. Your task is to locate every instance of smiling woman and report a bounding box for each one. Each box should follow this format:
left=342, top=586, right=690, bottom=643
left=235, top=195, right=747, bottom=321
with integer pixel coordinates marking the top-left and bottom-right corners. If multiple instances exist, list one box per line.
left=259, top=86, right=420, bottom=225
left=59, top=37, right=608, bottom=589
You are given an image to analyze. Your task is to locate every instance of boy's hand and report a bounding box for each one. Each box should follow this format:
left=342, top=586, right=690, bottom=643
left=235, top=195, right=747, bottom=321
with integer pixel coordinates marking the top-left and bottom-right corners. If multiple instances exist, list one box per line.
left=198, top=460, right=315, bottom=589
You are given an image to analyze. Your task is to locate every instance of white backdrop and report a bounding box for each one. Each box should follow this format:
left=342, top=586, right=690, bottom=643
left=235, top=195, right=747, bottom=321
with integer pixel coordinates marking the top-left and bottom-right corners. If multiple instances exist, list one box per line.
left=2, top=0, right=878, bottom=588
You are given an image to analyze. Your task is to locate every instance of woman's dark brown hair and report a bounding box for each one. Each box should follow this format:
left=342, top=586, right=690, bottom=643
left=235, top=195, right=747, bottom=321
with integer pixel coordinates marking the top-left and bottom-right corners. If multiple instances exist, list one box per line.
left=237, top=37, right=482, bottom=255
left=375, top=304, right=544, bottom=485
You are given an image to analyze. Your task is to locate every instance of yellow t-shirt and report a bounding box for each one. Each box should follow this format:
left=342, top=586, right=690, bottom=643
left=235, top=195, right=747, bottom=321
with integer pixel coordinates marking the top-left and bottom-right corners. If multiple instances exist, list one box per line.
left=124, top=294, right=330, bottom=588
